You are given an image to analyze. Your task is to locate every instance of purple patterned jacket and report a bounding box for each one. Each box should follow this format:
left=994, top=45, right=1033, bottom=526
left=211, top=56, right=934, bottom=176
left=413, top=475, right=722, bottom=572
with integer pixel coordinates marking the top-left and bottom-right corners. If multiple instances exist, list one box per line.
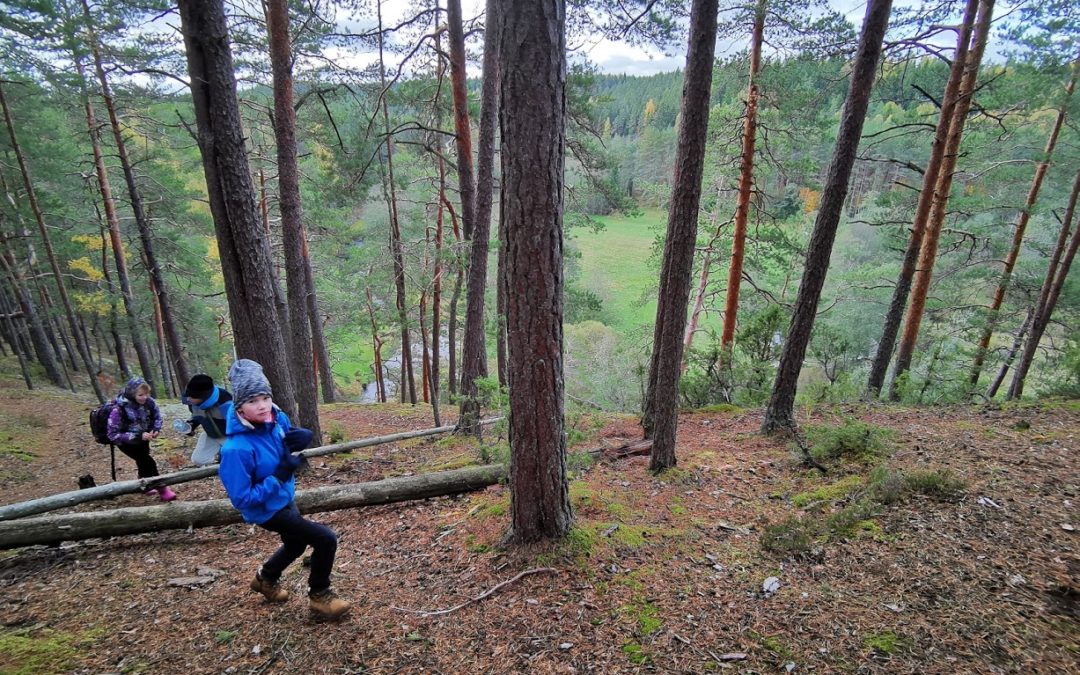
left=106, top=377, right=163, bottom=445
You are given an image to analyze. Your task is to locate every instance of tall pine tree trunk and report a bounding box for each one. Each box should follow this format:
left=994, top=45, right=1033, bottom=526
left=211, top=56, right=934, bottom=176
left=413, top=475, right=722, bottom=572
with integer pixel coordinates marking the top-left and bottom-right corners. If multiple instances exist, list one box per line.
left=865, top=0, right=978, bottom=398
left=683, top=180, right=726, bottom=369
left=177, top=0, right=298, bottom=417
left=1008, top=168, right=1080, bottom=398
left=267, top=0, right=321, bottom=438
left=890, top=0, right=993, bottom=398
left=82, top=6, right=190, bottom=392
left=720, top=0, right=765, bottom=359
left=985, top=307, right=1031, bottom=399
left=0, top=282, right=31, bottom=389
left=639, top=0, right=717, bottom=468
left=501, top=0, right=571, bottom=542
left=376, top=0, right=416, bottom=405
left=642, top=0, right=718, bottom=470
left=762, top=0, right=893, bottom=433
left=968, top=62, right=1076, bottom=388
left=458, top=0, right=500, bottom=436
left=0, top=81, right=106, bottom=401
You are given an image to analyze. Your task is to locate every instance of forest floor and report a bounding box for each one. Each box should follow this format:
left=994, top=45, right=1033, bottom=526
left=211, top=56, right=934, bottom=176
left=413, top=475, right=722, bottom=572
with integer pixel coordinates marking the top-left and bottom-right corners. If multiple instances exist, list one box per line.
left=0, top=378, right=1077, bottom=674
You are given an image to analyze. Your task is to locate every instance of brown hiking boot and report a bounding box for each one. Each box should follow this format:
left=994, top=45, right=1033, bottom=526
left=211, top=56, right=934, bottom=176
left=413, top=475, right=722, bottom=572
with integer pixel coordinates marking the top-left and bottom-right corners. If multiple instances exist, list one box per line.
left=250, top=571, right=288, bottom=602
left=309, top=588, right=351, bottom=619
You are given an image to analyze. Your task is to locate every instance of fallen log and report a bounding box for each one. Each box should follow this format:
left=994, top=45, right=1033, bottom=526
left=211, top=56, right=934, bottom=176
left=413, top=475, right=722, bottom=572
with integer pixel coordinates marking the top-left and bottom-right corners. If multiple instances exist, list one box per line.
left=584, top=439, right=652, bottom=459
left=0, top=464, right=505, bottom=549
left=0, top=417, right=502, bottom=522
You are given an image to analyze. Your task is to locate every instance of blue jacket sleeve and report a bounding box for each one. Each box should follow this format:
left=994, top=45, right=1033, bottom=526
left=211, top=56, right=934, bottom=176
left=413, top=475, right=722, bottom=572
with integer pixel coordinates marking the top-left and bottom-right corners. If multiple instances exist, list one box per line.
left=218, top=441, right=291, bottom=515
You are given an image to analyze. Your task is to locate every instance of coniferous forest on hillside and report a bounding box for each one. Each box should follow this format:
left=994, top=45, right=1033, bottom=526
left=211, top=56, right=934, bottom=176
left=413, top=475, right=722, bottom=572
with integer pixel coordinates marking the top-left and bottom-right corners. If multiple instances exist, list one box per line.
left=0, top=0, right=1077, bottom=671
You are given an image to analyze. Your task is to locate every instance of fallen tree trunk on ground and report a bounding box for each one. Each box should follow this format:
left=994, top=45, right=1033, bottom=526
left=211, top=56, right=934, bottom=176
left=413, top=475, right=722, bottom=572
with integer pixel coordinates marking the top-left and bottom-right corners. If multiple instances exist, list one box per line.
left=0, top=464, right=505, bottom=549
left=0, top=417, right=502, bottom=522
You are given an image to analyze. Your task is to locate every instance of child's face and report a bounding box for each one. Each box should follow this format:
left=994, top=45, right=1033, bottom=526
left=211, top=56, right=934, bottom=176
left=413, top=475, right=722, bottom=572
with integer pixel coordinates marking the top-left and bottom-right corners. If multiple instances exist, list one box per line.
left=135, top=389, right=150, bottom=405
left=238, top=394, right=274, bottom=424
left=187, top=396, right=204, bottom=405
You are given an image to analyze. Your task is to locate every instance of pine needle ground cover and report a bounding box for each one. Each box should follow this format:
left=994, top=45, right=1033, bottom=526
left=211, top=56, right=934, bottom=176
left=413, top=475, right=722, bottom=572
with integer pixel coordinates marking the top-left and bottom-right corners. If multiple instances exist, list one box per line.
left=0, top=379, right=1076, bottom=673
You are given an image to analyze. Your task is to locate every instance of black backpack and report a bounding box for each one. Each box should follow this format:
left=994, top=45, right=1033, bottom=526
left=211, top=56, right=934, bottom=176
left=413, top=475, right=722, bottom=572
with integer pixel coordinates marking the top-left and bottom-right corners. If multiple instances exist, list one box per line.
left=89, top=401, right=118, bottom=445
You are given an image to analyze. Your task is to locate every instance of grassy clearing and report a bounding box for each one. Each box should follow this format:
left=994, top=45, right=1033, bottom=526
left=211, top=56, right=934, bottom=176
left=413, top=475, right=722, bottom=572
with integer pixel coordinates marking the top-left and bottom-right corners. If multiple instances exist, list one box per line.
left=570, top=210, right=663, bottom=332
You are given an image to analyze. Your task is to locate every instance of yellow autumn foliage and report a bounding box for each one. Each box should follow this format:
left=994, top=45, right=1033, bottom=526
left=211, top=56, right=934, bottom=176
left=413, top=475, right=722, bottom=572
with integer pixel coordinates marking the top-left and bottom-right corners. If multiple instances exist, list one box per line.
left=67, top=257, right=103, bottom=282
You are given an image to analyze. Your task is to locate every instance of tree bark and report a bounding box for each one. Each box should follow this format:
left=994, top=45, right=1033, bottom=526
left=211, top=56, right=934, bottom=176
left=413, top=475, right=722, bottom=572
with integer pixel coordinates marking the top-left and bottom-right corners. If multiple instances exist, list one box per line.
left=376, top=1, right=416, bottom=405
left=0, top=282, right=32, bottom=389
left=683, top=180, right=726, bottom=369
left=266, top=0, right=321, bottom=438
left=303, top=234, right=336, bottom=402
left=82, top=5, right=190, bottom=393
left=1008, top=168, right=1080, bottom=398
left=0, top=465, right=506, bottom=549
left=458, top=0, right=501, bottom=437
left=985, top=306, right=1031, bottom=399
left=447, top=0, right=477, bottom=244
left=968, top=61, right=1077, bottom=389
left=720, top=0, right=765, bottom=358
left=500, top=0, right=572, bottom=542
left=177, top=0, right=298, bottom=418
left=762, top=0, right=893, bottom=433
left=641, top=0, right=719, bottom=469
left=0, top=231, right=63, bottom=386
left=0, top=80, right=106, bottom=400
left=865, top=0, right=978, bottom=398
left=889, top=0, right=993, bottom=398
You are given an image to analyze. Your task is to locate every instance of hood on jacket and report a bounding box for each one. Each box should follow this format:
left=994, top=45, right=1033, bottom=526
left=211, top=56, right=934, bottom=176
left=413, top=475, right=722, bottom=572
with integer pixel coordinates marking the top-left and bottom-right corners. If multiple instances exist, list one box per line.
left=121, top=377, right=149, bottom=402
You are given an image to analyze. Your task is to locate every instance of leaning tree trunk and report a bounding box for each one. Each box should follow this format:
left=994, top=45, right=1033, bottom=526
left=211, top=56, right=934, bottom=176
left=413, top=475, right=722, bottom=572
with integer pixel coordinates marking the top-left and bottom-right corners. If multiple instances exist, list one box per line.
left=0, top=80, right=106, bottom=401
left=98, top=223, right=129, bottom=379
left=720, top=0, right=765, bottom=360
left=985, top=307, right=1032, bottom=399
left=865, top=0, right=978, bottom=399
left=762, top=0, right=893, bottom=433
left=642, top=0, right=719, bottom=469
left=177, top=0, right=298, bottom=418
left=83, top=8, right=190, bottom=392
left=0, top=282, right=32, bottom=388
left=0, top=230, right=63, bottom=386
left=303, top=234, right=336, bottom=403
left=500, top=0, right=572, bottom=542
left=968, top=61, right=1076, bottom=389
left=458, top=0, right=500, bottom=437
left=890, top=0, right=993, bottom=398
left=75, top=58, right=158, bottom=396
left=1008, top=168, right=1080, bottom=398
left=267, top=0, right=321, bottom=438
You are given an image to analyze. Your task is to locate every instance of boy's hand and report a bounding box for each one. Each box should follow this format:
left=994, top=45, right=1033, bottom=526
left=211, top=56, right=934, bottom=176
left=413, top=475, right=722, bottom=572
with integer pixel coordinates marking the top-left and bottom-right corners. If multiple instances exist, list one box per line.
left=273, top=452, right=302, bottom=482
left=284, top=428, right=314, bottom=453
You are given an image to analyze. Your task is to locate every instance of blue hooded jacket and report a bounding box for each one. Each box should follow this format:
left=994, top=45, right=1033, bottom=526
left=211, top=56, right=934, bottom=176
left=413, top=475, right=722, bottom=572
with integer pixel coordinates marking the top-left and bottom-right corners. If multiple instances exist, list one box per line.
left=218, top=401, right=295, bottom=525
left=182, top=385, right=232, bottom=439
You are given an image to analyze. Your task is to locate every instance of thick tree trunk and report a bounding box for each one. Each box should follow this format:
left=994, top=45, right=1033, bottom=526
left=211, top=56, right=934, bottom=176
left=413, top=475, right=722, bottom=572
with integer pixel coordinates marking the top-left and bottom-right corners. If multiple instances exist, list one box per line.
left=762, top=0, right=893, bottom=433
left=500, top=0, right=572, bottom=542
left=0, top=465, right=506, bottom=549
left=720, top=0, right=765, bottom=357
left=458, top=0, right=500, bottom=437
left=865, top=0, right=978, bottom=399
left=890, top=0, right=993, bottom=398
left=83, top=11, right=190, bottom=393
left=1008, top=168, right=1080, bottom=398
left=642, top=0, right=719, bottom=468
left=0, top=80, right=106, bottom=400
left=447, top=0, right=477, bottom=243
left=177, top=0, right=298, bottom=418
left=968, top=63, right=1076, bottom=389
left=267, top=0, right=321, bottom=438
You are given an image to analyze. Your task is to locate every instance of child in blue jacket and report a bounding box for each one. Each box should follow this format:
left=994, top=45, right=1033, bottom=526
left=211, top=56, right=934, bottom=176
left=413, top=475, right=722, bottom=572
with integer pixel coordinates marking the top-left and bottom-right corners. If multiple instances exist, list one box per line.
left=218, top=359, right=350, bottom=620
left=182, top=374, right=232, bottom=465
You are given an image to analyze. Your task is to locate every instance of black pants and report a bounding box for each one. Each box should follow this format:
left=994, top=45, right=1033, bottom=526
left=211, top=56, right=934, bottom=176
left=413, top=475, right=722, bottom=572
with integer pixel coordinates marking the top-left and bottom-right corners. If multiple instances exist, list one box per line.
left=117, top=441, right=159, bottom=479
left=258, top=501, right=338, bottom=594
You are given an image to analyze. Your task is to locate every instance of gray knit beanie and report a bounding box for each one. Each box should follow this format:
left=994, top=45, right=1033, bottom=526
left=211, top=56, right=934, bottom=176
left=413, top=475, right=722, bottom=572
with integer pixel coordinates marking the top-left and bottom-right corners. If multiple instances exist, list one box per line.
left=229, top=359, right=273, bottom=406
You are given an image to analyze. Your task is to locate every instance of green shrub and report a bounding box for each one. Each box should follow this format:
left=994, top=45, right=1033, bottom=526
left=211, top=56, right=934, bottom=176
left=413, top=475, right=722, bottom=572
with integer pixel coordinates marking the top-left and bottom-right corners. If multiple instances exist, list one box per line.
left=806, top=419, right=890, bottom=463
left=324, top=421, right=346, bottom=444
left=904, top=469, right=966, bottom=501
left=760, top=516, right=821, bottom=559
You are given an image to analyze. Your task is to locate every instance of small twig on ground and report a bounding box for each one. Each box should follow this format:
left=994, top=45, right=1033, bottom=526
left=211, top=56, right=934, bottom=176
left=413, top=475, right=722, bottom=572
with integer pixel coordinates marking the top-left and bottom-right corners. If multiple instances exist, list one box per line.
left=391, top=567, right=558, bottom=617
